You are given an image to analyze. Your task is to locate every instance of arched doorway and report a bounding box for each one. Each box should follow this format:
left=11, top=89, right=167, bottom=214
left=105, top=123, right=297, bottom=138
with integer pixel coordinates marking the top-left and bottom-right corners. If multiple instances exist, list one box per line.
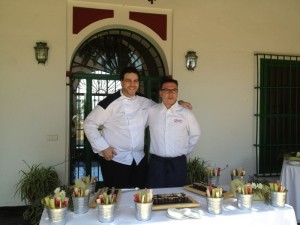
left=69, top=28, right=167, bottom=184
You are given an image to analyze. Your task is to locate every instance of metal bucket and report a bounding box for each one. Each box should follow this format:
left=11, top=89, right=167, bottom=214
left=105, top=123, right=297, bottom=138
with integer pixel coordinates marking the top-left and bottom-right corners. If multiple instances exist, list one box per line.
left=97, top=203, right=115, bottom=223
left=231, top=175, right=243, bottom=181
left=271, top=191, right=287, bottom=208
left=72, top=195, right=89, bottom=214
left=46, top=207, right=67, bottom=225
left=206, top=197, right=223, bottom=215
left=237, top=193, right=253, bottom=210
left=88, top=183, right=96, bottom=195
left=207, top=176, right=220, bottom=186
left=135, top=202, right=153, bottom=221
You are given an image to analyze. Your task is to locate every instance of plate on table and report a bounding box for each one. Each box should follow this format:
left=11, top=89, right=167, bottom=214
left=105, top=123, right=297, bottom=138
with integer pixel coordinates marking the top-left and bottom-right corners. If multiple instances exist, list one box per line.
left=184, top=182, right=234, bottom=199
left=152, top=193, right=200, bottom=210
left=284, top=153, right=300, bottom=161
left=167, top=208, right=201, bottom=219
left=287, top=160, right=300, bottom=166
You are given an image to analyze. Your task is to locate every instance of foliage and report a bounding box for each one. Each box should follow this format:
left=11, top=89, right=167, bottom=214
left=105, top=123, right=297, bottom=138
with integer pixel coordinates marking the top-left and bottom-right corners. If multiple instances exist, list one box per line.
left=15, top=161, right=61, bottom=225
left=231, top=176, right=271, bottom=204
left=247, top=175, right=272, bottom=204
left=247, top=175, right=270, bottom=186
left=251, top=182, right=271, bottom=204
left=187, top=157, right=209, bottom=184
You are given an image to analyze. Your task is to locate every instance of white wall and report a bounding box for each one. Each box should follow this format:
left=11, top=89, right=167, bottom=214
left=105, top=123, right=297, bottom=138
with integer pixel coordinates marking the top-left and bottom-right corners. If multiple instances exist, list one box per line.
left=1, top=0, right=300, bottom=206
left=0, top=0, right=67, bottom=206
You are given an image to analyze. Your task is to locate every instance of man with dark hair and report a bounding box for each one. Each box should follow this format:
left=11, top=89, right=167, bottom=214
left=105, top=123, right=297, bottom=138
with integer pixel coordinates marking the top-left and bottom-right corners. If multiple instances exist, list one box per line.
left=146, top=78, right=201, bottom=188
left=84, top=66, right=151, bottom=188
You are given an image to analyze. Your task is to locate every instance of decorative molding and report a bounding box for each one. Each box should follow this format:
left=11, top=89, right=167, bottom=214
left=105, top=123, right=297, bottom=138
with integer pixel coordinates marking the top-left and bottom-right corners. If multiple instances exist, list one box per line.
left=129, top=12, right=167, bottom=40
left=73, top=7, right=114, bottom=34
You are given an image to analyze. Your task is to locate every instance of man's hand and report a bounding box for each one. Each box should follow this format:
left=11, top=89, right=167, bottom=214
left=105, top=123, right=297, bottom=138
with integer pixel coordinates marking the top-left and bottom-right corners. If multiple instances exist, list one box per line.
left=101, top=147, right=117, bottom=161
left=178, top=100, right=192, bottom=110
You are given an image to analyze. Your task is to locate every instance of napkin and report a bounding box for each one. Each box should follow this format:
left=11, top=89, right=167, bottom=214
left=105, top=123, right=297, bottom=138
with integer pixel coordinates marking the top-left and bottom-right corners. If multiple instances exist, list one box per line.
left=167, top=208, right=201, bottom=219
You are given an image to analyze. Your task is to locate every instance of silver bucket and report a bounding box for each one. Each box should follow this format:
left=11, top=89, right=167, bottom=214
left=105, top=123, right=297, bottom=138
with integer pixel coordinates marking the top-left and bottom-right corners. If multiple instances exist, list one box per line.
left=206, top=197, right=223, bottom=215
left=231, top=175, right=243, bottom=181
left=271, top=191, right=287, bottom=208
left=97, top=203, right=115, bottom=223
left=88, top=183, right=96, bottom=195
left=237, top=193, right=253, bottom=210
left=135, top=202, right=153, bottom=221
left=46, top=207, right=67, bottom=225
left=72, top=195, right=89, bottom=214
left=207, top=176, right=220, bottom=186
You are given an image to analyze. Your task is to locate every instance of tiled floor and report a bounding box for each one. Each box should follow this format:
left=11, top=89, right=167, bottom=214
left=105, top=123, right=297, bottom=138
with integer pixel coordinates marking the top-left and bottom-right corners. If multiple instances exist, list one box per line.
left=0, top=206, right=31, bottom=225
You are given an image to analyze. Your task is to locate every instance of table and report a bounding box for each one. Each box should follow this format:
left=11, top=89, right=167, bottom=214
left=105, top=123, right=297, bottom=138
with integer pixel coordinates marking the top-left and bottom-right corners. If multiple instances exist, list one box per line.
left=39, top=187, right=298, bottom=225
left=281, top=159, right=300, bottom=223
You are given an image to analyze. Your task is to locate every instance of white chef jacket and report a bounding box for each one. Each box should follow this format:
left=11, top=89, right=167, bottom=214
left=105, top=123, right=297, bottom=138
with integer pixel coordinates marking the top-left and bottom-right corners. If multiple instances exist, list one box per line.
left=84, top=90, right=154, bottom=165
left=147, top=101, right=201, bottom=157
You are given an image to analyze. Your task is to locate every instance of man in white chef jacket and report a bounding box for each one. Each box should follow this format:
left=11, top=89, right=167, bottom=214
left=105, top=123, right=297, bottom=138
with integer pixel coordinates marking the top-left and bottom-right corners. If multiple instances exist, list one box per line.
left=146, top=78, right=201, bottom=188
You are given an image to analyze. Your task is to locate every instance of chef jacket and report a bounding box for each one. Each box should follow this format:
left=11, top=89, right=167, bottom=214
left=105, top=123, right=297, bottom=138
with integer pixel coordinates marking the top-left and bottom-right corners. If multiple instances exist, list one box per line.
left=147, top=101, right=201, bottom=157
left=84, top=90, right=154, bottom=165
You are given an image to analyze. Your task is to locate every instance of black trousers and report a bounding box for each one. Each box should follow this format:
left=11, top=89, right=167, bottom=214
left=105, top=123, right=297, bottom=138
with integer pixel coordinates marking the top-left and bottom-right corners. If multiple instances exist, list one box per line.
left=146, top=154, right=187, bottom=188
left=99, top=156, right=148, bottom=189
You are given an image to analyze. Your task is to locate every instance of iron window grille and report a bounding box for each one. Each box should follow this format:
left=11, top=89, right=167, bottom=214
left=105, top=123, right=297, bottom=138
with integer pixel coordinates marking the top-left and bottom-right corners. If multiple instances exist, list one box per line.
left=255, top=53, right=300, bottom=176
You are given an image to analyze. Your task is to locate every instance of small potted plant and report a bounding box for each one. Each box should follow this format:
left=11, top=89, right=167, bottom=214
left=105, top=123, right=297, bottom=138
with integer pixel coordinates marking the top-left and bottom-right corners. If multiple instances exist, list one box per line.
left=248, top=182, right=271, bottom=203
left=232, top=176, right=271, bottom=204
left=187, top=157, right=209, bottom=184
left=15, top=161, right=61, bottom=225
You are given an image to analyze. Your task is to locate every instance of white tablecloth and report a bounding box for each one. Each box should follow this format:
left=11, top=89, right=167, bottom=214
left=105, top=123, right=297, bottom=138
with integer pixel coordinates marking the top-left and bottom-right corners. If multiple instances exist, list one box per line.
left=39, top=187, right=297, bottom=225
left=281, top=159, right=300, bottom=223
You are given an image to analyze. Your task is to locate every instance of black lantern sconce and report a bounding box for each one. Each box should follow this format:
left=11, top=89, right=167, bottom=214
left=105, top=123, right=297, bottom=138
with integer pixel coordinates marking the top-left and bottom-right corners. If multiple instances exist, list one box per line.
left=185, top=51, right=198, bottom=71
left=34, top=42, right=49, bottom=64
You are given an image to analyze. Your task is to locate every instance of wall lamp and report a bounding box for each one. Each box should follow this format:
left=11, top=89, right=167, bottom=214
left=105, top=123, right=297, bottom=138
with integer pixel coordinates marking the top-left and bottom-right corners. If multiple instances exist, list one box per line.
left=34, top=42, right=49, bottom=64
left=185, top=51, right=198, bottom=71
